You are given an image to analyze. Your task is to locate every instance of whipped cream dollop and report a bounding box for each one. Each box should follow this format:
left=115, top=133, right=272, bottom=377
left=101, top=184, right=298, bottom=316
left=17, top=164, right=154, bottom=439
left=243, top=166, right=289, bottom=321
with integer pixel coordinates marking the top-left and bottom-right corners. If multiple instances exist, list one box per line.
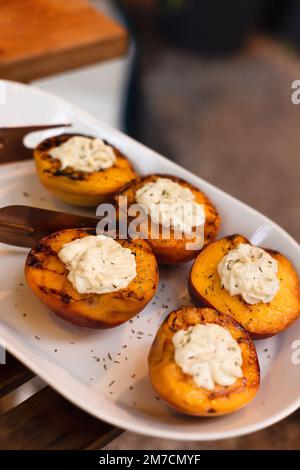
left=135, top=177, right=204, bottom=234
left=217, top=243, right=279, bottom=305
left=58, top=235, right=136, bottom=295
left=172, top=323, right=243, bottom=391
left=49, top=136, right=116, bottom=173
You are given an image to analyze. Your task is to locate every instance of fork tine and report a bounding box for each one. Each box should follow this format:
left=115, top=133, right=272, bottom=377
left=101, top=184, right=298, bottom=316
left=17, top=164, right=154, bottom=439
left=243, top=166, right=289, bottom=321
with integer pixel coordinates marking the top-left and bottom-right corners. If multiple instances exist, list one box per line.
left=0, top=205, right=98, bottom=248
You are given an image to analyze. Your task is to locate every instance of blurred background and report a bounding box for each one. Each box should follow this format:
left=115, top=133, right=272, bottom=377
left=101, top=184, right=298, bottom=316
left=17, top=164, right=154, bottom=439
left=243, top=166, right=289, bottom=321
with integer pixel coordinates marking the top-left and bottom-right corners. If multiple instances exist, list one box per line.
left=1, top=0, right=300, bottom=451
left=116, top=0, right=300, bottom=245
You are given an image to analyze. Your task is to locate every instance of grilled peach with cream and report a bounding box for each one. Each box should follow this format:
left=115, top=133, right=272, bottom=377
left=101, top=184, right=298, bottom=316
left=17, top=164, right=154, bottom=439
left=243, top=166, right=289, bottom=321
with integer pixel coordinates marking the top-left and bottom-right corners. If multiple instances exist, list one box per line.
left=34, top=134, right=136, bottom=207
left=189, top=235, right=300, bottom=338
left=115, top=174, right=220, bottom=264
left=148, top=306, right=260, bottom=416
left=25, top=228, right=158, bottom=328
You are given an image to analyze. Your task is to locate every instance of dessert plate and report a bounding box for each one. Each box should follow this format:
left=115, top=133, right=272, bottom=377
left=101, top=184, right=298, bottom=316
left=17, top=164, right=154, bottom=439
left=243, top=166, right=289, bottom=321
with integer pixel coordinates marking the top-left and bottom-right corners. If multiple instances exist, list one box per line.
left=0, top=80, right=299, bottom=441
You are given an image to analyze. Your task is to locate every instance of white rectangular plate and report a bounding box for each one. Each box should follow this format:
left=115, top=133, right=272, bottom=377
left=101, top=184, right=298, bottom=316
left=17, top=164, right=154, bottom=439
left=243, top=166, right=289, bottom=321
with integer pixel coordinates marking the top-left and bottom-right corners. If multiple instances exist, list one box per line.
left=0, top=80, right=299, bottom=441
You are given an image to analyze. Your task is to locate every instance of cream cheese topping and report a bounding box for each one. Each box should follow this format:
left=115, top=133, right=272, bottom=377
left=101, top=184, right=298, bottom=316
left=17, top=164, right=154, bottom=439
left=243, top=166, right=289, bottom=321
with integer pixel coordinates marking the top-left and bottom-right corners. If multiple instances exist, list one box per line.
left=217, top=243, right=279, bottom=305
left=135, top=177, right=204, bottom=234
left=49, top=136, right=116, bottom=173
left=172, top=323, right=243, bottom=391
left=58, top=235, right=136, bottom=295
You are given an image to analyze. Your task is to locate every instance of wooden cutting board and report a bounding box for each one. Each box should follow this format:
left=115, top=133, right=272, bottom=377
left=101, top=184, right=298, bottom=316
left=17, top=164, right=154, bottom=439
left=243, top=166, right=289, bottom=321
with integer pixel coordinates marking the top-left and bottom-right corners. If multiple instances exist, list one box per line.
left=0, top=0, right=128, bottom=82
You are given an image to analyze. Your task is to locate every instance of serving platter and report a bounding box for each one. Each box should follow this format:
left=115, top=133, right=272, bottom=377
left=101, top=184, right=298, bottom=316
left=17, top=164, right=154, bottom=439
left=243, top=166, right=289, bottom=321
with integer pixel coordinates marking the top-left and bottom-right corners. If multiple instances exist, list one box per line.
left=0, top=80, right=299, bottom=441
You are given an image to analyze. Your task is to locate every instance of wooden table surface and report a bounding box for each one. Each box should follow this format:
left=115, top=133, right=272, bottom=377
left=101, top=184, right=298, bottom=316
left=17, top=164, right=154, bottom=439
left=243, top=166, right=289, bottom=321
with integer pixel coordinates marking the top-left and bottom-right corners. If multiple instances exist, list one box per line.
left=0, top=354, right=122, bottom=450
left=0, top=0, right=128, bottom=82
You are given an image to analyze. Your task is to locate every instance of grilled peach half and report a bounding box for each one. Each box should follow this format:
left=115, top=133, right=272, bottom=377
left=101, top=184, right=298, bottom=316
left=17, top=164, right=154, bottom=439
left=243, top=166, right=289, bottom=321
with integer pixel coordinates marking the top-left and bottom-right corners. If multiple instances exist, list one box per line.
left=148, top=306, right=260, bottom=416
left=34, top=133, right=136, bottom=207
left=189, top=235, right=300, bottom=339
left=25, top=229, right=158, bottom=328
left=115, top=174, right=220, bottom=264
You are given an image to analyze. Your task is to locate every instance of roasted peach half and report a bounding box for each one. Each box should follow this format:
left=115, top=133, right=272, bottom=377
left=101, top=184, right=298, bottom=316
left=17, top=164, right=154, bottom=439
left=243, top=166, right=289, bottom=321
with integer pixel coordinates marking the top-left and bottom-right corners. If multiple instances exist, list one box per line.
left=25, top=229, right=158, bottom=328
left=148, top=306, right=260, bottom=416
left=114, top=174, right=220, bottom=264
left=189, top=235, right=300, bottom=339
left=34, top=133, right=136, bottom=207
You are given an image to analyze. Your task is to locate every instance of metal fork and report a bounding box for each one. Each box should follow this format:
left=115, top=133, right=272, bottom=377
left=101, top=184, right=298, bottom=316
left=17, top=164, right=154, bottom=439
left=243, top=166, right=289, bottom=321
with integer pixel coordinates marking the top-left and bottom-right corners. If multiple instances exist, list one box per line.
left=0, top=205, right=98, bottom=248
left=0, top=123, right=71, bottom=163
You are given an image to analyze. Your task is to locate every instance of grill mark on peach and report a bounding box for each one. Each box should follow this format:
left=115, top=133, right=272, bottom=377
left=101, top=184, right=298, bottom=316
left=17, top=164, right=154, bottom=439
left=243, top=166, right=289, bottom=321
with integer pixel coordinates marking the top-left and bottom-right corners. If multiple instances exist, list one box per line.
left=38, top=285, right=72, bottom=304
left=27, top=253, right=43, bottom=269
